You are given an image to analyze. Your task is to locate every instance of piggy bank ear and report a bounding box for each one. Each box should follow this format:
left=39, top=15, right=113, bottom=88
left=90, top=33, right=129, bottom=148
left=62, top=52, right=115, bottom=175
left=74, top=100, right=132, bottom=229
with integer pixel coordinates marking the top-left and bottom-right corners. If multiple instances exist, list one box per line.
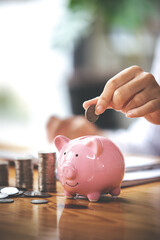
left=85, top=138, right=103, bottom=156
left=54, top=135, right=70, bottom=152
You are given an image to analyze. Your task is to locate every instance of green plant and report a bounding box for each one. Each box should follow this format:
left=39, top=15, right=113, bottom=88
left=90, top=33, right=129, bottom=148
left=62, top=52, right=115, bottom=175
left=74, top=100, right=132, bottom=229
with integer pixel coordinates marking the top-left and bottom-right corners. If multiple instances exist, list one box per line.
left=68, top=0, right=160, bottom=30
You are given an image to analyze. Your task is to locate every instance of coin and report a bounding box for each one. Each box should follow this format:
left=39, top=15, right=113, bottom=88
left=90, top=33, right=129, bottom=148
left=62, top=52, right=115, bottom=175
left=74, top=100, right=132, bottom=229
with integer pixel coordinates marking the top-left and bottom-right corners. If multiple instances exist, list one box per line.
left=38, top=152, right=56, bottom=193
left=24, top=191, right=35, bottom=197
left=11, top=191, right=24, bottom=198
left=0, top=161, right=9, bottom=186
left=15, top=158, right=33, bottom=190
left=24, top=191, right=51, bottom=198
left=30, top=199, right=48, bottom=204
left=0, top=199, right=14, bottom=203
left=1, top=187, right=19, bottom=196
left=85, top=105, right=99, bottom=123
left=0, top=193, right=8, bottom=199
left=34, top=191, right=52, bottom=198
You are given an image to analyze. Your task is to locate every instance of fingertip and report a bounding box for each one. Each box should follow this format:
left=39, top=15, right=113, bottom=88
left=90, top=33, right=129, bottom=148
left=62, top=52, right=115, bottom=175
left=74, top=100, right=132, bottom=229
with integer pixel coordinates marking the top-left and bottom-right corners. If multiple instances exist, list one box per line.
left=83, top=100, right=93, bottom=109
left=126, top=111, right=134, bottom=118
left=83, top=101, right=87, bottom=110
left=83, top=97, right=99, bottom=110
left=95, top=105, right=104, bottom=115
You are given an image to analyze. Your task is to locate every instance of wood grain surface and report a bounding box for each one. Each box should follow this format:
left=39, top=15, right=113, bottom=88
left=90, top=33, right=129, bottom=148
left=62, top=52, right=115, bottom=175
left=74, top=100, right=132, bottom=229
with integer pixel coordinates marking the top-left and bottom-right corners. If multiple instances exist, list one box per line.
left=0, top=166, right=160, bottom=240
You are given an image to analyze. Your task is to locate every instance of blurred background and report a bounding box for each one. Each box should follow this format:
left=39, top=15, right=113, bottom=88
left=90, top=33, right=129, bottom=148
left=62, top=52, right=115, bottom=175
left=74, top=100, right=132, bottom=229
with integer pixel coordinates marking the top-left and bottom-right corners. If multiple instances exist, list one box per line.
left=0, top=0, right=160, bottom=151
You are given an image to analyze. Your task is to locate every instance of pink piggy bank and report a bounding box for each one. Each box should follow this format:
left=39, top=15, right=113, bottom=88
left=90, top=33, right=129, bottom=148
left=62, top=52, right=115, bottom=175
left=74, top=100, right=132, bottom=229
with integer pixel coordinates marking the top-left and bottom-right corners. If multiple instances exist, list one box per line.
left=54, top=135, right=125, bottom=202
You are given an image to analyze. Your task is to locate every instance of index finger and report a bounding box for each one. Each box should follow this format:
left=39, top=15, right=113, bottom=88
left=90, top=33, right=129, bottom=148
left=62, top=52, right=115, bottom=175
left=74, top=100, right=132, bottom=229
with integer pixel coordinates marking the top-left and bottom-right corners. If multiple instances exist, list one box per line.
left=83, top=97, right=99, bottom=110
left=95, top=66, right=142, bottom=115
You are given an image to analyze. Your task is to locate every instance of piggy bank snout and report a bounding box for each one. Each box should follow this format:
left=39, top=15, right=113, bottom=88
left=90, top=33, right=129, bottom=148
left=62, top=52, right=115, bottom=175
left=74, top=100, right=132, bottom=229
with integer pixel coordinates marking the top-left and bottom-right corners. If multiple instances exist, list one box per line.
left=62, top=165, right=77, bottom=180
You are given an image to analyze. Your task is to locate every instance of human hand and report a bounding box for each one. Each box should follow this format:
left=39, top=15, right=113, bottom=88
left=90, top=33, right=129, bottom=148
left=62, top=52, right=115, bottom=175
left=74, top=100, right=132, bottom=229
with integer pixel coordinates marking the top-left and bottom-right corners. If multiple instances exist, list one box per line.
left=83, top=66, right=160, bottom=125
left=46, top=115, right=103, bottom=142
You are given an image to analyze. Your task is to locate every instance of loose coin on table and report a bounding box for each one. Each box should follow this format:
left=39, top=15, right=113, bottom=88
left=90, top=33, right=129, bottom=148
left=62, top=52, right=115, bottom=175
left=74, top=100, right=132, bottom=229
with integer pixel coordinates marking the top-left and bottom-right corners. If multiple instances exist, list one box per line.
left=85, top=105, right=99, bottom=123
left=0, top=193, right=8, bottom=199
left=0, top=199, right=14, bottom=203
left=1, top=187, right=19, bottom=196
left=11, top=191, right=24, bottom=198
left=23, top=191, right=35, bottom=197
left=31, top=199, right=48, bottom=204
left=24, top=191, right=51, bottom=198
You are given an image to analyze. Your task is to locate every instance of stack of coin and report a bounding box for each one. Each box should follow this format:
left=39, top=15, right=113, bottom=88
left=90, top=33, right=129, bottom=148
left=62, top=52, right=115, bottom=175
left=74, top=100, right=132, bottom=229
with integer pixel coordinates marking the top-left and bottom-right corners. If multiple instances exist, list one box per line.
left=38, top=152, right=56, bottom=193
left=15, top=157, right=33, bottom=190
left=0, top=161, right=8, bottom=186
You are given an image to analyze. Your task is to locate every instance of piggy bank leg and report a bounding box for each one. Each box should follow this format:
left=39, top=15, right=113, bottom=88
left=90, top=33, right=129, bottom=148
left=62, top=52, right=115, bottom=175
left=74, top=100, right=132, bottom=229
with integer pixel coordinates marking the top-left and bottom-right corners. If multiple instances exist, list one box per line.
left=110, top=187, right=120, bottom=197
left=64, top=190, right=75, bottom=199
left=87, top=192, right=100, bottom=202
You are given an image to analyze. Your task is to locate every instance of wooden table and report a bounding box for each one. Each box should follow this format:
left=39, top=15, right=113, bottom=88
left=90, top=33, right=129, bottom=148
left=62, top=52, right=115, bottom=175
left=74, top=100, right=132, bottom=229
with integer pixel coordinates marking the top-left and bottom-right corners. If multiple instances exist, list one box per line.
left=0, top=167, right=160, bottom=240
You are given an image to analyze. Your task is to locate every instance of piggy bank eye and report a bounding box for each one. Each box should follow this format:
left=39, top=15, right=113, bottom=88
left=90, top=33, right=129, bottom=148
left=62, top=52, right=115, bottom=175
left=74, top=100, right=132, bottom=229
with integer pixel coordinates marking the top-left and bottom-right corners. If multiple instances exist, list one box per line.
left=64, top=152, right=66, bottom=155
left=75, top=154, right=78, bottom=157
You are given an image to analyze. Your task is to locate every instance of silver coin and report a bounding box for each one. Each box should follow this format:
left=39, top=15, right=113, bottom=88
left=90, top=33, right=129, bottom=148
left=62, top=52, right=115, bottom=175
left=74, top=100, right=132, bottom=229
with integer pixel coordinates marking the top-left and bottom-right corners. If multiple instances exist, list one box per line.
left=15, top=190, right=24, bottom=195
left=75, top=194, right=88, bottom=200
left=24, top=191, right=35, bottom=197
left=0, top=199, right=14, bottom=203
left=24, top=191, right=51, bottom=198
left=1, top=187, right=19, bottom=196
left=85, top=105, right=99, bottom=123
left=0, top=193, right=8, bottom=199
left=34, top=191, right=52, bottom=198
left=11, top=191, right=24, bottom=198
left=30, top=199, right=48, bottom=204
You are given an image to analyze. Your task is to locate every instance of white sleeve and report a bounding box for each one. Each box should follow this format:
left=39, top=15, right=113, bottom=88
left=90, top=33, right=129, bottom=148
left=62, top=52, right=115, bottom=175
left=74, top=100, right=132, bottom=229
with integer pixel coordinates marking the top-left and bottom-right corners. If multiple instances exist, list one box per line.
left=107, top=119, right=160, bottom=156
left=106, top=36, right=160, bottom=156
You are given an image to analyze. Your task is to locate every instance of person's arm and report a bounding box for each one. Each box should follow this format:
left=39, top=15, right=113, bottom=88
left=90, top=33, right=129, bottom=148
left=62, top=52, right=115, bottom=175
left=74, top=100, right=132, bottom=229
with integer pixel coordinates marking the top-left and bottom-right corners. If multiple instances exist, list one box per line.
left=83, top=65, right=160, bottom=125
left=46, top=116, right=103, bottom=142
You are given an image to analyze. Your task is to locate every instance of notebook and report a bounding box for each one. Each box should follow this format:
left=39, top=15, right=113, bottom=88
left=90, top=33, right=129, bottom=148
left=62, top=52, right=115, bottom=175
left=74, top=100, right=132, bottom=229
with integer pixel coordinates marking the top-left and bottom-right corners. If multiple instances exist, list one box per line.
left=122, top=155, right=160, bottom=187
